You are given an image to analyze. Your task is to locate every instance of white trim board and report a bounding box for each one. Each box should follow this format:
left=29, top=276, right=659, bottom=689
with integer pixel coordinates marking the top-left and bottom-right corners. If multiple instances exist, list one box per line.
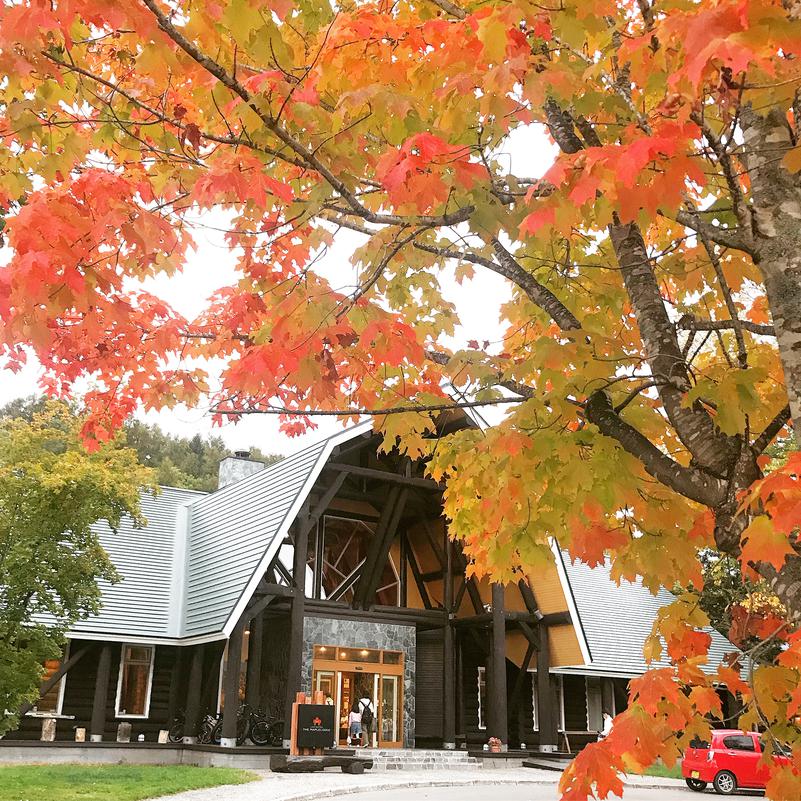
left=221, top=423, right=373, bottom=638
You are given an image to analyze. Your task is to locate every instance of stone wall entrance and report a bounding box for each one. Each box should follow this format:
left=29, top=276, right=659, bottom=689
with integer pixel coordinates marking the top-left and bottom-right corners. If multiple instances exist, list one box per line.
left=300, top=616, right=416, bottom=747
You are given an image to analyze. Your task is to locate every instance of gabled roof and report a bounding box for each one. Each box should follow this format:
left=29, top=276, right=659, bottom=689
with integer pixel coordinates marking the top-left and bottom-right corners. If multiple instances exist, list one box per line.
left=183, top=424, right=370, bottom=638
left=68, top=486, right=205, bottom=641
left=555, top=550, right=738, bottom=677
left=68, top=423, right=371, bottom=644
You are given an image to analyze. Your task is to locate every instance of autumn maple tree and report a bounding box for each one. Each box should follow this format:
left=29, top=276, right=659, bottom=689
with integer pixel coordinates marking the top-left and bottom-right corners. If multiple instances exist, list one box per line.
left=3, top=0, right=801, bottom=796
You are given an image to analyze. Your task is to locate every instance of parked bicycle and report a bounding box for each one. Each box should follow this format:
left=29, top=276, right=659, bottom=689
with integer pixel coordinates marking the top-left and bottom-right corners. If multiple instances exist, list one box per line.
left=211, top=703, right=283, bottom=746
left=167, top=709, right=222, bottom=744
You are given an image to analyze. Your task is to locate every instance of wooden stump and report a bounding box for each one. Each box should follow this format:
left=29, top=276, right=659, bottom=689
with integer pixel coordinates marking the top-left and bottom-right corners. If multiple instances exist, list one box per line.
left=40, top=718, right=56, bottom=742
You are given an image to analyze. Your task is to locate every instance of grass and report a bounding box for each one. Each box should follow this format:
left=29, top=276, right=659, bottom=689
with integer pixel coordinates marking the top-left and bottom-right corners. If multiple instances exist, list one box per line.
left=0, top=764, right=257, bottom=801
left=639, top=762, right=683, bottom=780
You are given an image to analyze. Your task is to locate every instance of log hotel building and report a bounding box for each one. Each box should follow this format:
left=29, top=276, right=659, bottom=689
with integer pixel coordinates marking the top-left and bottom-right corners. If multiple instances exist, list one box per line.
left=8, top=419, right=737, bottom=752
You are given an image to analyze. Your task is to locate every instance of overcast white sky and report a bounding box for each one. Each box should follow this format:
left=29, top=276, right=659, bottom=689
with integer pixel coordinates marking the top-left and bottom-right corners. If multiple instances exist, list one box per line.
left=0, top=127, right=555, bottom=457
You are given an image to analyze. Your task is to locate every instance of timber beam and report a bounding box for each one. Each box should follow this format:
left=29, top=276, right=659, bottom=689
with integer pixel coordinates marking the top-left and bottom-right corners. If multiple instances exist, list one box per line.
left=324, top=462, right=441, bottom=491
left=452, top=610, right=542, bottom=628
left=540, top=611, right=571, bottom=626
left=19, top=645, right=90, bottom=717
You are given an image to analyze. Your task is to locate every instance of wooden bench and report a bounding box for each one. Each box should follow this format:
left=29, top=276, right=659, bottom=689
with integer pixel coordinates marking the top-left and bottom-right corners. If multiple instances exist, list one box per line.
left=270, top=754, right=373, bottom=774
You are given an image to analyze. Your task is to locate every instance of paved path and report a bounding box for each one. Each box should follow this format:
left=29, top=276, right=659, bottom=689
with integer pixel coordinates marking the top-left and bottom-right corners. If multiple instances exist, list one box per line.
left=340, top=784, right=703, bottom=800
left=147, top=768, right=689, bottom=801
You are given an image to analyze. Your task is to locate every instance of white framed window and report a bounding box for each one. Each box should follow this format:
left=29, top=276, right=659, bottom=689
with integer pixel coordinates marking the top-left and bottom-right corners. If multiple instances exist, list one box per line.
left=477, top=666, right=487, bottom=730
left=30, top=643, right=70, bottom=716
left=115, top=644, right=155, bottom=718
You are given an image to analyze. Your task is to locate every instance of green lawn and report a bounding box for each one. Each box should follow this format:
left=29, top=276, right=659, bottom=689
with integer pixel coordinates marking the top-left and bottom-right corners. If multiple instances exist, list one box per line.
left=639, top=762, right=683, bottom=779
left=0, top=764, right=256, bottom=801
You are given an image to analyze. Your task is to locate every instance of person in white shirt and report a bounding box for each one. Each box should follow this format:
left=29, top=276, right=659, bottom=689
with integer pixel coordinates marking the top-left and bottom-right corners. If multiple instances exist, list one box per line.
left=598, top=711, right=614, bottom=741
left=357, top=695, right=375, bottom=748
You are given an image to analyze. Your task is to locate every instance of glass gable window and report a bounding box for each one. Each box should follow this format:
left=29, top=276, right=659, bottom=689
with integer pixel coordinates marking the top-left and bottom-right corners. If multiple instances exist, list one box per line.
left=116, top=645, right=154, bottom=718
left=306, top=516, right=402, bottom=606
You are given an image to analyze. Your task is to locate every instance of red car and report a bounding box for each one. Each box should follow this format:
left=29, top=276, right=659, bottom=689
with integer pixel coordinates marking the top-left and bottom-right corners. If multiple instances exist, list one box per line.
left=682, top=729, right=790, bottom=794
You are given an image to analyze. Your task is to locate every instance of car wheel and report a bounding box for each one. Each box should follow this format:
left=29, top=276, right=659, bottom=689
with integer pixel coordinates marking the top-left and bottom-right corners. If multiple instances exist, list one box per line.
left=685, top=778, right=707, bottom=792
left=713, top=770, right=737, bottom=795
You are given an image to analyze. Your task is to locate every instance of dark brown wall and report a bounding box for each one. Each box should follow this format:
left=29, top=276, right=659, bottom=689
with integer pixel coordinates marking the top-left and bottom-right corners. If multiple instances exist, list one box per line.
left=415, top=628, right=444, bottom=741
left=9, top=640, right=178, bottom=742
left=257, top=615, right=289, bottom=717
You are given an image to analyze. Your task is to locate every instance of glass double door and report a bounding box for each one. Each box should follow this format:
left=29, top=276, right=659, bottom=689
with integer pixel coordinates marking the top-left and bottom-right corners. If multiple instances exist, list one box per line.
left=313, top=667, right=402, bottom=748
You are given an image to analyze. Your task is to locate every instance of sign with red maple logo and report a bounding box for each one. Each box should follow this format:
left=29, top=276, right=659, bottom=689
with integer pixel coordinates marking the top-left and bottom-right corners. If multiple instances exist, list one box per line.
left=297, top=705, right=335, bottom=749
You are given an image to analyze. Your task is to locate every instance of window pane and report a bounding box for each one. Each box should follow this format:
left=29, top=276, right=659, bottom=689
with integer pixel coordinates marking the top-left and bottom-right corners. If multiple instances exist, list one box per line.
left=118, top=646, right=152, bottom=715
left=477, top=667, right=486, bottom=730
left=320, top=517, right=374, bottom=602
left=722, top=735, right=755, bottom=752
left=382, top=651, right=401, bottom=665
left=336, top=647, right=380, bottom=663
left=126, top=646, right=151, bottom=663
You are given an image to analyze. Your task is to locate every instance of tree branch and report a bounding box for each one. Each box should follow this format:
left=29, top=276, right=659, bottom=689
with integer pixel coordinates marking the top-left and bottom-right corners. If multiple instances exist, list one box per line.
left=690, top=110, right=754, bottom=245
left=677, top=315, right=775, bottom=337
left=585, top=390, right=726, bottom=506
left=752, top=405, right=792, bottom=454
left=213, top=397, right=521, bottom=417
left=139, top=0, right=473, bottom=230
left=669, top=209, right=755, bottom=254
left=413, top=240, right=581, bottom=332
left=609, top=217, right=734, bottom=474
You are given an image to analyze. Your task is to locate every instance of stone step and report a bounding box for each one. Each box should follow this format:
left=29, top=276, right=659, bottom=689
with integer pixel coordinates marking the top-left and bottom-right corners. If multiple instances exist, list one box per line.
left=354, top=748, right=485, bottom=771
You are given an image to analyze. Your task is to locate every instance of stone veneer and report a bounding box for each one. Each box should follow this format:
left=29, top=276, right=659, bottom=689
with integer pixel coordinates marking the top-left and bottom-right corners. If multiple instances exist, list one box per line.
left=300, top=615, right=416, bottom=748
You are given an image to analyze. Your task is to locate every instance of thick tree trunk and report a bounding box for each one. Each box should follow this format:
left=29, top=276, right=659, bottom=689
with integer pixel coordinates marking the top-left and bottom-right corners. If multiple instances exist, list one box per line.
left=741, top=106, right=801, bottom=437
left=609, top=219, right=734, bottom=474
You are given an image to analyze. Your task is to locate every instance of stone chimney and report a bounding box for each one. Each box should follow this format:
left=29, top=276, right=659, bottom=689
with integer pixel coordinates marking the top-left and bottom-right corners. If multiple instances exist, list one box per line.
left=218, top=450, right=266, bottom=489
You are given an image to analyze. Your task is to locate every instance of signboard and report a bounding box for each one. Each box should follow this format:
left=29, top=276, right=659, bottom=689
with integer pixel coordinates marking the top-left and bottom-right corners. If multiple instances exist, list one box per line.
left=296, top=704, right=336, bottom=748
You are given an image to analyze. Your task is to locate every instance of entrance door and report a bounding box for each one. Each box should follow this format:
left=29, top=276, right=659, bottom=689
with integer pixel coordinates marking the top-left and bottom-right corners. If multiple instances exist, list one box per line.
left=380, top=674, right=402, bottom=747
left=312, top=645, right=404, bottom=748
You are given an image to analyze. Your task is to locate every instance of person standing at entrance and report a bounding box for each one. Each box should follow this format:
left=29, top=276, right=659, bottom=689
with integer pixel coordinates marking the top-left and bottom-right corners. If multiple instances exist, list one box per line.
left=358, top=694, right=375, bottom=748
left=347, top=704, right=362, bottom=747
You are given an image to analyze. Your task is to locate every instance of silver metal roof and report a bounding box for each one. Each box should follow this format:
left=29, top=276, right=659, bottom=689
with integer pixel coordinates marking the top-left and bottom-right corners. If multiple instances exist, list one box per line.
left=555, top=550, right=738, bottom=677
left=68, top=424, right=370, bottom=644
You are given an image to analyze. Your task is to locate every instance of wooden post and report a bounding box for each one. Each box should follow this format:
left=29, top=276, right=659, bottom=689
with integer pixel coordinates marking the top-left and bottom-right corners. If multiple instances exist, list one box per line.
left=537, top=625, right=557, bottom=751
left=456, top=630, right=465, bottom=745
left=90, top=644, right=112, bottom=742
left=183, top=644, right=205, bottom=744
left=283, top=511, right=310, bottom=746
left=490, top=583, right=508, bottom=749
left=221, top=622, right=245, bottom=747
left=166, top=646, right=185, bottom=726
left=399, top=532, right=408, bottom=607
left=443, top=535, right=456, bottom=749
left=245, top=612, right=264, bottom=708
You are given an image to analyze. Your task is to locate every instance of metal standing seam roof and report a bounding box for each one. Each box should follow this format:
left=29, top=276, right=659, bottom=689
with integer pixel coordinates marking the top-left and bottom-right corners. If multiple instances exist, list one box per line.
left=67, top=423, right=372, bottom=644
left=554, top=549, right=739, bottom=677
left=67, top=486, right=206, bottom=641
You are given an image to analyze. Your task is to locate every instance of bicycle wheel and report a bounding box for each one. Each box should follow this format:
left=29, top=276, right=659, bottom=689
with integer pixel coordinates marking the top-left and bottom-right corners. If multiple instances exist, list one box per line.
left=268, top=720, right=284, bottom=747
left=168, top=722, right=184, bottom=743
left=211, top=720, right=223, bottom=745
left=250, top=719, right=271, bottom=746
